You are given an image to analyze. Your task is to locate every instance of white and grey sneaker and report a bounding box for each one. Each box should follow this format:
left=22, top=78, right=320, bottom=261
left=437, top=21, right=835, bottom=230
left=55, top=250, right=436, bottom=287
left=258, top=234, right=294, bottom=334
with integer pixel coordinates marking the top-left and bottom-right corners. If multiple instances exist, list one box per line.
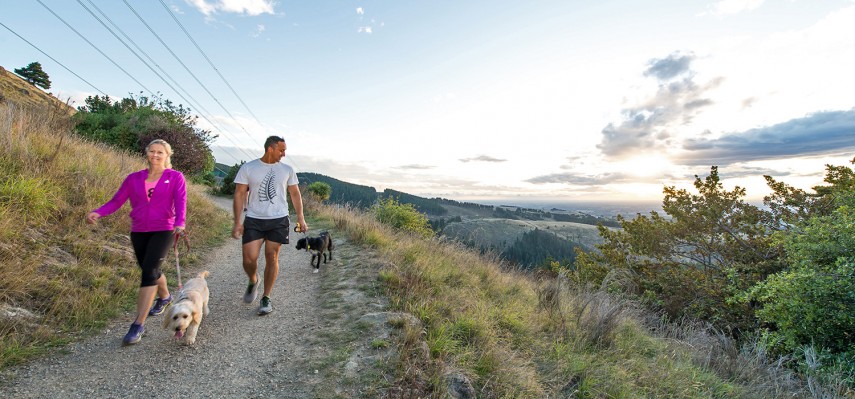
left=243, top=276, right=258, bottom=303
left=258, top=296, right=273, bottom=315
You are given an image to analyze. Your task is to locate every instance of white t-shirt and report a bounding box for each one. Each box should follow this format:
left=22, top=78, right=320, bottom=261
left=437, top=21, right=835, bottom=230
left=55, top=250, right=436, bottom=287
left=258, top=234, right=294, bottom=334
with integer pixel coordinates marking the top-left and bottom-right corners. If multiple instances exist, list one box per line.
left=234, top=159, right=299, bottom=219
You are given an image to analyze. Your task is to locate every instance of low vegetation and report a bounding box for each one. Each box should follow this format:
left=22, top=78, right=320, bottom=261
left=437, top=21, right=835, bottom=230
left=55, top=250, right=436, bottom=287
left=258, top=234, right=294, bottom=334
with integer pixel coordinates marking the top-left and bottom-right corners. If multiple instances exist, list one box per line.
left=576, top=165, right=855, bottom=393
left=0, top=101, right=230, bottom=369
left=307, top=196, right=831, bottom=398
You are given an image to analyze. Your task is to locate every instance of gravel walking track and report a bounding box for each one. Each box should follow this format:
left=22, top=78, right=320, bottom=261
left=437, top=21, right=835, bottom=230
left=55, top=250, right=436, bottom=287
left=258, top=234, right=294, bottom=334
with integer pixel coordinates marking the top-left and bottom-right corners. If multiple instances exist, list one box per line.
left=1, top=196, right=399, bottom=398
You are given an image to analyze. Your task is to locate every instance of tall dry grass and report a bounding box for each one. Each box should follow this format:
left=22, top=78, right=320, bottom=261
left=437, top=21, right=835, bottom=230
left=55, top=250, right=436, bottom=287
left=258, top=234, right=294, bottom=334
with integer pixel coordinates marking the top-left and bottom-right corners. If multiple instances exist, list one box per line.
left=0, top=102, right=230, bottom=368
left=308, top=199, right=833, bottom=398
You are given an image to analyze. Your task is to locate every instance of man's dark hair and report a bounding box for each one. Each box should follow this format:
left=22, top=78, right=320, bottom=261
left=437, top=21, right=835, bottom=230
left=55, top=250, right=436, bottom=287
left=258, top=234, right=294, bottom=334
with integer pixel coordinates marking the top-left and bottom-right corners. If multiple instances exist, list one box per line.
left=264, top=135, right=284, bottom=150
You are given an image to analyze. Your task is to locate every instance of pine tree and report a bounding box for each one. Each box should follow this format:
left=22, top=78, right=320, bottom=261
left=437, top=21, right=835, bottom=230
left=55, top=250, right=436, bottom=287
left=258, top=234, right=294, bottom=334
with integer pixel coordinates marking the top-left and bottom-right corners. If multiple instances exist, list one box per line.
left=14, top=62, right=51, bottom=90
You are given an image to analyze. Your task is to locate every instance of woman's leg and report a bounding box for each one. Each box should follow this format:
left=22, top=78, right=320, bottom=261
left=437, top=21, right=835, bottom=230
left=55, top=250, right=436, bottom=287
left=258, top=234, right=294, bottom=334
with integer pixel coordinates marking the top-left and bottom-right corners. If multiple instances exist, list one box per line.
left=130, top=231, right=174, bottom=324
left=134, top=285, right=158, bottom=324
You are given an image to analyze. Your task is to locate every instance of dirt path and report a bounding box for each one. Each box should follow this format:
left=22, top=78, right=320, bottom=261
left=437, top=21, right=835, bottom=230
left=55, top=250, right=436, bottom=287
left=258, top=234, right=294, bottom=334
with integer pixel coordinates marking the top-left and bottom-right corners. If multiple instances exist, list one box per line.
left=1, top=196, right=400, bottom=398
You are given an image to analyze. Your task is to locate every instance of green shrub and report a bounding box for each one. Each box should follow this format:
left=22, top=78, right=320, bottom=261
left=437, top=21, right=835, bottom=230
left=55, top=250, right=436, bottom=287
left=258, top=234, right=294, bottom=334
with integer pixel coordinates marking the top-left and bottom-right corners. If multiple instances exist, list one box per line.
left=307, top=181, right=331, bottom=201
left=750, top=205, right=855, bottom=354
left=372, top=197, right=433, bottom=238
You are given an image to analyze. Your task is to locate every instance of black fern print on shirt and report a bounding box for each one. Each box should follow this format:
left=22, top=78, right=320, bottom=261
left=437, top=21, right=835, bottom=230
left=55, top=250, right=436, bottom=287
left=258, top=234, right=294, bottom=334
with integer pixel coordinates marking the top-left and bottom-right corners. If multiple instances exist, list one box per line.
left=259, top=169, right=277, bottom=202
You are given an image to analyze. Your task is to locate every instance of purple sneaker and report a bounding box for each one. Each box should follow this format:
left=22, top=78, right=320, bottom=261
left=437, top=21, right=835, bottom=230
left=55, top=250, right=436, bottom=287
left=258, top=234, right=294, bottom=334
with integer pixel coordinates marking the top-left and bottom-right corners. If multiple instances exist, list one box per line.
left=148, top=295, right=173, bottom=316
left=122, top=323, right=145, bottom=346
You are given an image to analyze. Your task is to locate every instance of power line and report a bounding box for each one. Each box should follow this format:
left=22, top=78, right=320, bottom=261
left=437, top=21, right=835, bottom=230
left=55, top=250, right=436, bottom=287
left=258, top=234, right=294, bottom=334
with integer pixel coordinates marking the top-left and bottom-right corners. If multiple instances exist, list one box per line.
left=122, top=0, right=259, bottom=147
left=156, top=0, right=264, bottom=127
left=76, top=0, right=256, bottom=163
left=152, top=3, right=304, bottom=171
left=35, top=0, right=155, bottom=97
left=0, top=21, right=106, bottom=96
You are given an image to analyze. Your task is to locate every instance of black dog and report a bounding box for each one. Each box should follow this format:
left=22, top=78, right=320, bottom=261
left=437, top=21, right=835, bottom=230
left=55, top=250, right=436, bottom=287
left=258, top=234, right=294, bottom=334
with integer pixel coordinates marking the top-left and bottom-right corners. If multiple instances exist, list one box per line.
left=295, top=231, right=333, bottom=272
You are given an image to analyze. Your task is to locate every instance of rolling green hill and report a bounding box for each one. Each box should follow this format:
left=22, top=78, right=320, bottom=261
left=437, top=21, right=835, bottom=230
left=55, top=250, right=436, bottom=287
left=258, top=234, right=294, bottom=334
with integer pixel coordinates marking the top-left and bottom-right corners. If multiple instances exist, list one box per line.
left=293, top=172, right=615, bottom=267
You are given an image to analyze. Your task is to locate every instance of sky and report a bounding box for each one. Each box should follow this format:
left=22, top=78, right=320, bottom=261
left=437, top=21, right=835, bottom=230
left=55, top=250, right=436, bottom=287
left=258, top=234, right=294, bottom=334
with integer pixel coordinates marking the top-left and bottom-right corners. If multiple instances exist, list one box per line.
left=3, top=0, right=855, bottom=205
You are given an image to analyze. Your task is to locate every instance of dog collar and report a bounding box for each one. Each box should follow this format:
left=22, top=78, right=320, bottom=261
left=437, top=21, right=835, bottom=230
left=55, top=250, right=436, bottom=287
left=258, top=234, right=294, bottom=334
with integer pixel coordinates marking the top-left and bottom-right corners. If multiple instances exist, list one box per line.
left=175, top=291, right=190, bottom=302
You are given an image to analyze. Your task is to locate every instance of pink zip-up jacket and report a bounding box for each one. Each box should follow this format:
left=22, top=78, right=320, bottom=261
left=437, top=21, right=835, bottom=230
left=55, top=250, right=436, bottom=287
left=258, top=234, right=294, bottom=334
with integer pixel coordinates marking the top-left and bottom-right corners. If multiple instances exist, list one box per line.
left=92, top=169, right=187, bottom=232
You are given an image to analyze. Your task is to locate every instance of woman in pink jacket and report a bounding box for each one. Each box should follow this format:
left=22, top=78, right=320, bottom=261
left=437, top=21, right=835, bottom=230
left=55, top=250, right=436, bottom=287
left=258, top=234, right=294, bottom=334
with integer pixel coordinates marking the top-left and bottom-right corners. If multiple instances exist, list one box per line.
left=86, top=139, right=187, bottom=345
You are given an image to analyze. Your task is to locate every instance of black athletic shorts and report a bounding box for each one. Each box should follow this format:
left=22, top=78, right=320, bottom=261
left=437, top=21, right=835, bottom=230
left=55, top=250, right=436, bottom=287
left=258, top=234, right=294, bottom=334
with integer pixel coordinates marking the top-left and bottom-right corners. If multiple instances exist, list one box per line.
left=242, top=215, right=290, bottom=245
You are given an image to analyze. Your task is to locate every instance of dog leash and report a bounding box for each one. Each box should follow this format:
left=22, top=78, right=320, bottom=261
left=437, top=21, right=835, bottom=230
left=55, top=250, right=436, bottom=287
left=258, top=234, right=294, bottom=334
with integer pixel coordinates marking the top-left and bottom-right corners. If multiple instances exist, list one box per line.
left=294, top=223, right=309, bottom=248
left=173, top=230, right=190, bottom=289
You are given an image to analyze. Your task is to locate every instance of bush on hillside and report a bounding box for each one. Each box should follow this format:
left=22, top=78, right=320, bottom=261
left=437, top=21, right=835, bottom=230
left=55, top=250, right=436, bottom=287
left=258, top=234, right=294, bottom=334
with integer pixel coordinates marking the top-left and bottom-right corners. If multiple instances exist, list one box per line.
left=372, top=197, right=433, bottom=238
left=749, top=160, right=855, bottom=376
left=575, top=166, right=784, bottom=332
left=73, top=93, right=215, bottom=177
left=577, top=160, right=855, bottom=389
left=307, top=181, right=332, bottom=202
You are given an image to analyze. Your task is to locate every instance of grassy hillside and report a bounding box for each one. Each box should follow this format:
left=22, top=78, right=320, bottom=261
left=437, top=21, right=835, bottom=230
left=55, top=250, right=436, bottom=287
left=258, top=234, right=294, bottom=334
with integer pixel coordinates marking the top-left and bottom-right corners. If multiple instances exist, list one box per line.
left=0, top=66, right=74, bottom=114
left=0, top=101, right=231, bottom=368
left=307, top=199, right=818, bottom=398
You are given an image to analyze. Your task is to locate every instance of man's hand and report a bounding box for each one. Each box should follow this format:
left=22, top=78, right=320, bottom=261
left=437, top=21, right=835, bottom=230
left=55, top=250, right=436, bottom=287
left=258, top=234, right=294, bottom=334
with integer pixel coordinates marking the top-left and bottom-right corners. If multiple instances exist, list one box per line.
left=232, top=223, right=243, bottom=239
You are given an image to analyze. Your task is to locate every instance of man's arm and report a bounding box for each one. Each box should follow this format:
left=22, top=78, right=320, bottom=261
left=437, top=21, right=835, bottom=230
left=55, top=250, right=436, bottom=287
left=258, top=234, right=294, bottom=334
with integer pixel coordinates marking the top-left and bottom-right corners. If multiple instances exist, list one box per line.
left=288, top=184, right=308, bottom=232
left=232, top=183, right=249, bottom=239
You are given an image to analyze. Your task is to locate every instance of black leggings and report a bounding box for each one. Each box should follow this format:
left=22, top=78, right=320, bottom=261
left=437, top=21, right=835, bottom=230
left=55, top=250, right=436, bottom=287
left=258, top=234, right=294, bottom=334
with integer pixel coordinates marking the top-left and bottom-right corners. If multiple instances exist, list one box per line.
left=130, top=230, right=173, bottom=287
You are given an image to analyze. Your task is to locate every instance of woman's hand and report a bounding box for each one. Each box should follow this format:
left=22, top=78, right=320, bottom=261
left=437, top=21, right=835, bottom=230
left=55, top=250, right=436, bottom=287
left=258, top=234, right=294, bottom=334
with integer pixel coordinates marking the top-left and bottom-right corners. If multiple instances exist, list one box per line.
left=86, top=212, right=100, bottom=225
left=174, top=226, right=186, bottom=236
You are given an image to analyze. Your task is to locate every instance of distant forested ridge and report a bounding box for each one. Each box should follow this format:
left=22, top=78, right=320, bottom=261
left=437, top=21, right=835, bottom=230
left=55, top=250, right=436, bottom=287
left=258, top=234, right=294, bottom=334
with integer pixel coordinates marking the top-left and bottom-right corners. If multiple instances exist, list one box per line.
left=381, top=189, right=447, bottom=216
left=298, top=172, right=378, bottom=209
left=502, top=228, right=581, bottom=269
left=551, top=212, right=621, bottom=228
left=435, top=197, right=495, bottom=211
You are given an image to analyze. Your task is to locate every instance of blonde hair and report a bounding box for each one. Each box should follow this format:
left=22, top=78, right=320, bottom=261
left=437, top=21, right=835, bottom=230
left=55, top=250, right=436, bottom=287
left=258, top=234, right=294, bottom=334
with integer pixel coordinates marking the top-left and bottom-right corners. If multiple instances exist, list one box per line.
left=145, top=139, right=173, bottom=170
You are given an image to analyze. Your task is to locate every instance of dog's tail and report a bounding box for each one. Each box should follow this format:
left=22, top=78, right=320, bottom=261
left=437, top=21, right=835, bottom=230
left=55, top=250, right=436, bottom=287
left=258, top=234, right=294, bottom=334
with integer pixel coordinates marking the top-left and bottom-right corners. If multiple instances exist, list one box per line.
left=197, top=270, right=210, bottom=278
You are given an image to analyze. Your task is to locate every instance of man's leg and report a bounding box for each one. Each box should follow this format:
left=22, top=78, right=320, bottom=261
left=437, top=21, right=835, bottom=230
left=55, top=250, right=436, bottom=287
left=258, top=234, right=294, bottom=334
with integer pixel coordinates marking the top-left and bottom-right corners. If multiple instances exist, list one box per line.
left=242, top=239, right=264, bottom=282
left=262, top=240, right=282, bottom=297
left=242, top=239, right=263, bottom=303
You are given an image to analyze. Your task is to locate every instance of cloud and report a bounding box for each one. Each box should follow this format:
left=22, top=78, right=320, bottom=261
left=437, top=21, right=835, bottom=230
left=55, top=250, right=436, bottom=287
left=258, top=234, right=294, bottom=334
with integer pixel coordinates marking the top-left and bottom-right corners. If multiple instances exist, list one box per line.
left=397, top=164, right=435, bottom=170
left=706, top=0, right=765, bottom=15
left=597, top=53, right=723, bottom=159
left=356, top=7, right=364, bottom=15
left=459, top=155, right=507, bottom=163
left=644, top=52, right=694, bottom=80
left=252, top=24, right=265, bottom=37
left=677, top=109, right=855, bottom=166
left=525, top=172, right=656, bottom=185
left=185, top=0, right=275, bottom=16
left=357, top=26, right=373, bottom=34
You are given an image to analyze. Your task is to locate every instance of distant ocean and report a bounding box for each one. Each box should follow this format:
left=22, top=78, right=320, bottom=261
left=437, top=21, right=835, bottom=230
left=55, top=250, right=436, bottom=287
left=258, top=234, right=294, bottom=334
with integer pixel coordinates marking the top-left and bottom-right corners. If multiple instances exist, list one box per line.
left=475, top=198, right=663, bottom=219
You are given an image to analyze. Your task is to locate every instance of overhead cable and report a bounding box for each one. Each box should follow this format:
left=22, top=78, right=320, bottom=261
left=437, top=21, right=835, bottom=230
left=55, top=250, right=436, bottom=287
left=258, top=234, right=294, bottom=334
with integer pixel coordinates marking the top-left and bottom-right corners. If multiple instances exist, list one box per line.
left=156, top=0, right=264, bottom=127
left=77, top=0, right=256, bottom=162
left=0, top=21, right=106, bottom=96
left=35, top=0, right=155, bottom=97
left=122, top=0, right=259, bottom=147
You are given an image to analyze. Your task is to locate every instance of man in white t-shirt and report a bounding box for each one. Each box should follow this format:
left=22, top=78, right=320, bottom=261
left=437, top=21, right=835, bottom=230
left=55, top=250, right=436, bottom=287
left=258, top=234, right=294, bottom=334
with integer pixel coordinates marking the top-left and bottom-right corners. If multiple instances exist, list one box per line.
left=232, top=136, right=308, bottom=315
